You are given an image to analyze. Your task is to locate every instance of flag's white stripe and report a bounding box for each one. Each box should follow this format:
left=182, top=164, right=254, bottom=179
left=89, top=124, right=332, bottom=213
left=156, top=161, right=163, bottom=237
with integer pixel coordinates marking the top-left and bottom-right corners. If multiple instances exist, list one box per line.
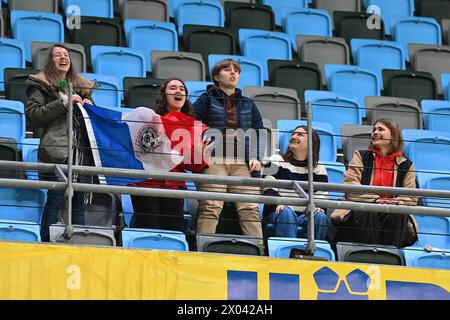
left=79, top=104, right=107, bottom=185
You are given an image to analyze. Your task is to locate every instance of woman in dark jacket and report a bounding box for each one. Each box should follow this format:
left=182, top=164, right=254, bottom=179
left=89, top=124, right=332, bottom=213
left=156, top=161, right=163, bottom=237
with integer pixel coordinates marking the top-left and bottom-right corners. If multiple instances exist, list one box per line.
left=26, top=44, right=96, bottom=241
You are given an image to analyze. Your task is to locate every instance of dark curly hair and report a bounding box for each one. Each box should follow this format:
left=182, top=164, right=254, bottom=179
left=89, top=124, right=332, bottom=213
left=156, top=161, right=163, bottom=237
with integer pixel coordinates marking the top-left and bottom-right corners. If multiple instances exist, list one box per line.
left=153, top=78, right=193, bottom=116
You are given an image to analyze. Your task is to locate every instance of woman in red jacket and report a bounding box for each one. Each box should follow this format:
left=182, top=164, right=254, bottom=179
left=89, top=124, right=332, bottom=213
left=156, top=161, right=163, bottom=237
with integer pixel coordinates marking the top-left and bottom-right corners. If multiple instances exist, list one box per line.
left=129, top=78, right=212, bottom=231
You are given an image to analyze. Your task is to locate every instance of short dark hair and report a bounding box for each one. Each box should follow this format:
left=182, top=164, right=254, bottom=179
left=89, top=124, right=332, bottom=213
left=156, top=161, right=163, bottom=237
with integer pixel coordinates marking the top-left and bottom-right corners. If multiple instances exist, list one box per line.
left=211, top=59, right=241, bottom=86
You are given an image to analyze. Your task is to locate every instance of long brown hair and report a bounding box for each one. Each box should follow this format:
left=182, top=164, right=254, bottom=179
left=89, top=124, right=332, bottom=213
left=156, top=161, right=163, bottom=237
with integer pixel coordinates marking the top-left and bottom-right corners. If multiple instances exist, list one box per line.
left=282, top=125, right=321, bottom=167
left=153, top=78, right=193, bottom=116
left=44, top=44, right=79, bottom=92
left=369, top=118, right=404, bottom=154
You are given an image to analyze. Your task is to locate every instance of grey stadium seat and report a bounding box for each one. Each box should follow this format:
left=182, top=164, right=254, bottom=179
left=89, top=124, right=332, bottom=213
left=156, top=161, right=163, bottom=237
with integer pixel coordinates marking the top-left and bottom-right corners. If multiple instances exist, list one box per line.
left=151, top=50, right=205, bottom=81
left=8, top=0, right=58, bottom=13
left=341, top=124, right=372, bottom=163
left=49, top=224, right=117, bottom=246
left=32, top=42, right=87, bottom=73
left=121, top=0, right=169, bottom=22
left=315, top=0, right=361, bottom=29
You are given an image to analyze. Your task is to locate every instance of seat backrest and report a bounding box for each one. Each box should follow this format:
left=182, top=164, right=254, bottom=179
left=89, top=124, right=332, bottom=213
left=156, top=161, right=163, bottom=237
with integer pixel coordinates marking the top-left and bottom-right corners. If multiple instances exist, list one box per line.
left=316, top=0, right=361, bottom=29
left=365, top=96, right=422, bottom=130
left=416, top=171, right=450, bottom=209
left=352, top=39, right=405, bottom=90
left=341, top=124, right=372, bottom=163
left=409, top=44, right=450, bottom=95
left=80, top=72, right=121, bottom=109
left=123, top=76, right=165, bottom=109
left=244, top=86, right=301, bottom=126
left=84, top=193, right=119, bottom=227
left=50, top=224, right=117, bottom=246
left=421, top=99, right=450, bottom=132
left=337, top=241, right=406, bottom=265
left=305, top=90, right=360, bottom=149
left=322, top=160, right=346, bottom=200
left=0, top=99, right=25, bottom=150
left=0, top=188, right=46, bottom=224
left=383, top=69, right=438, bottom=103
left=268, top=60, right=322, bottom=113
left=208, top=54, right=264, bottom=89
left=8, top=0, right=58, bottom=13
left=277, top=119, right=336, bottom=161
left=284, top=9, right=332, bottom=51
left=261, top=0, right=308, bottom=26
left=185, top=80, right=213, bottom=103
left=21, top=137, right=39, bottom=180
left=334, top=11, right=385, bottom=44
left=418, top=0, right=450, bottom=25
left=442, top=72, right=450, bottom=100
left=122, top=0, right=169, bottom=21
left=366, top=0, right=414, bottom=36
left=267, top=237, right=335, bottom=260
left=176, top=0, right=224, bottom=36
left=0, top=38, right=25, bottom=92
left=225, top=2, right=275, bottom=36
left=0, top=138, right=20, bottom=179
left=0, top=220, right=41, bottom=242
left=122, top=228, right=189, bottom=251
left=152, top=50, right=206, bottom=81
left=196, top=233, right=263, bottom=256
left=64, top=0, right=114, bottom=18
left=297, top=35, right=350, bottom=85
left=124, top=19, right=177, bottom=73
left=412, top=215, right=450, bottom=248
left=404, top=248, right=450, bottom=270
left=32, top=41, right=86, bottom=73
left=4, top=67, right=40, bottom=107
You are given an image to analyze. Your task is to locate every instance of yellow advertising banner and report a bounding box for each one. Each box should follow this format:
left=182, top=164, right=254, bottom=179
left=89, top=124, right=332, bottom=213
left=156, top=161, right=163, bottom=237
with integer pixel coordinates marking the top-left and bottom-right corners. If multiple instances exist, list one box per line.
left=0, top=241, right=449, bottom=300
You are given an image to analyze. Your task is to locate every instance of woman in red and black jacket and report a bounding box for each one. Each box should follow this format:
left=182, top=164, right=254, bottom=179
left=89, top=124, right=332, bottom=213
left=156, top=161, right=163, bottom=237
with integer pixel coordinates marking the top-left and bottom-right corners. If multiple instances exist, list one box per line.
left=331, top=118, right=419, bottom=248
left=129, top=78, right=212, bottom=231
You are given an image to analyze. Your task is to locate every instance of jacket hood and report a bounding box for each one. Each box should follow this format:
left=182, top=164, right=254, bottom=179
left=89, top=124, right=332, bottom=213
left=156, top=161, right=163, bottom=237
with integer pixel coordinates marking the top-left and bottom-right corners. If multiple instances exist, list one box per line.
left=28, top=72, right=97, bottom=98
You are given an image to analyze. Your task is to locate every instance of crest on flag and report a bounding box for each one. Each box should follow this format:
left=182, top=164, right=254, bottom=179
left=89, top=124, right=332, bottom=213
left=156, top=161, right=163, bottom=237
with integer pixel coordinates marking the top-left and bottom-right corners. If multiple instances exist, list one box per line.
left=136, top=125, right=163, bottom=153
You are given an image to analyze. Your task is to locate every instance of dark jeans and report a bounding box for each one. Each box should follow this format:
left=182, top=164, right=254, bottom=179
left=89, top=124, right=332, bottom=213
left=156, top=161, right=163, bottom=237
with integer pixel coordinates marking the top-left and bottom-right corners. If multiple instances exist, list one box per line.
left=41, top=190, right=85, bottom=242
left=130, top=195, right=184, bottom=232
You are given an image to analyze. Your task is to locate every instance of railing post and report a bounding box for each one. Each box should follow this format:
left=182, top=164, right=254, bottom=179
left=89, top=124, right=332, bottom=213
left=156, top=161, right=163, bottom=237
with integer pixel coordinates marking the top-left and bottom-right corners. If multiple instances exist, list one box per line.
left=305, top=100, right=316, bottom=256
left=64, top=82, right=74, bottom=239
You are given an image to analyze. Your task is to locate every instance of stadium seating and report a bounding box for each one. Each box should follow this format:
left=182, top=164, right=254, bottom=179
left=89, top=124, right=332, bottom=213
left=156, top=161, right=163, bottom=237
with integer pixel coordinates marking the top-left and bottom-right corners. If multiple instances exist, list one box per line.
left=49, top=224, right=117, bottom=246
left=365, top=96, right=423, bottom=130
left=4, top=67, right=40, bottom=108
left=402, top=129, right=450, bottom=172
left=261, top=0, right=309, bottom=26
left=84, top=193, right=120, bottom=227
left=305, top=90, right=361, bottom=149
left=121, top=0, right=169, bottom=22
left=267, top=237, right=336, bottom=260
left=63, top=0, right=114, bottom=18
left=297, top=36, right=350, bottom=85
left=8, top=0, right=58, bottom=13
left=21, top=138, right=39, bottom=180
left=224, top=2, right=275, bottom=36
left=283, top=9, right=332, bottom=51
left=0, top=220, right=41, bottom=242
left=32, top=41, right=86, bottom=73
left=244, top=86, right=301, bottom=126
left=196, top=233, right=263, bottom=256
left=0, top=137, right=19, bottom=162
left=412, top=215, right=450, bottom=248
left=336, top=242, right=406, bottom=265
left=208, top=54, right=264, bottom=89
left=442, top=19, right=450, bottom=45
left=151, top=50, right=206, bottom=81
left=325, top=64, right=380, bottom=120
left=0, top=10, right=3, bottom=38
left=0, top=187, right=46, bottom=224
left=176, top=0, right=224, bottom=36
left=0, top=99, right=25, bottom=151
left=316, top=0, right=361, bottom=29
left=121, top=194, right=134, bottom=227
left=277, top=119, right=337, bottom=162
left=322, top=161, right=346, bottom=200
left=366, top=0, right=415, bottom=36
left=122, top=228, right=189, bottom=251
left=341, top=124, right=373, bottom=163
left=351, top=39, right=405, bottom=89
left=417, top=0, right=450, bottom=24
left=403, top=247, right=450, bottom=270
left=333, top=11, right=385, bottom=45
left=124, top=19, right=178, bottom=72
left=416, top=170, right=450, bottom=208
left=80, top=73, right=121, bottom=109
left=442, top=73, right=450, bottom=100
left=185, top=80, right=213, bottom=103
left=382, top=69, right=438, bottom=103
left=421, top=100, right=450, bottom=132
left=0, top=37, right=25, bottom=92
left=123, top=77, right=165, bottom=109
left=10, top=10, right=64, bottom=61
left=409, top=44, right=450, bottom=94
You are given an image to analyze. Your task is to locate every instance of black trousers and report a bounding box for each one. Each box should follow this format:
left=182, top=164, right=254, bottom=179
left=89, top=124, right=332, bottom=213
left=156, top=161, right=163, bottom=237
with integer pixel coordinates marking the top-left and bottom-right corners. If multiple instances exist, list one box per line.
left=130, top=195, right=184, bottom=232
left=333, top=211, right=410, bottom=248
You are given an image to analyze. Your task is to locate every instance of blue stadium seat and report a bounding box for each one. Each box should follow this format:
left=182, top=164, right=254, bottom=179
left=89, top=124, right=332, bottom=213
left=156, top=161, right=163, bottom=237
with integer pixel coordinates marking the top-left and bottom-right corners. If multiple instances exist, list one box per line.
left=277, top=119, right=337, bottom=161
left=10, top=10, right=64, bottom=62
left=124, top=19, right=178, bottom=72
left=391, top=16, right=442, bottom=61
left=421, top=100, right=450, bottom=132
left=0, top=99, right=25, bottom=151
left=64, top=0, right=113, bottom=18
left=0, top=38, right=25, bottom=92
left=121, top=194, right=134, bottom=227
left=321, top=161, right=345, bottom=200
left=416, top=171, right=450, bottom=209
left=402, top=129, right=450, bottom=172
left=80, top=73, right=121, bottom=109
left=351, top=39, right=405, bottom=90
left=91, top=45, right=146, bottom=100
left=0, top=188, right=46, bottom=224
left=284, top=9, right=332, bottom=51
left=412, top=215, right=450, bottom=249
left=239, top=29, right=292, bottom=81
left=442, top=73, right=450, bottom=101
left=122, top=228, right=189, bottom=251
left=176, top=0, right=224, bottom=36
left=267, top=237, right=336, bottom=260
left=403, top=248, right=450, bottom=270
left=22, top=138, right=39, bottom=180
left=324, top=64, right=380, bottom=120
left=261, top=0, right=309, bottom=26
left=185, top=81, right=213, bottom=103
left=305, top=90, right=360, bottom=149
left=208, top=54, right=264, bottom=89
left=0, top=220, right=41, bottom=242
left=366, top=0, right=415, bottom=36
left=167, top=0, right=182, bottom=18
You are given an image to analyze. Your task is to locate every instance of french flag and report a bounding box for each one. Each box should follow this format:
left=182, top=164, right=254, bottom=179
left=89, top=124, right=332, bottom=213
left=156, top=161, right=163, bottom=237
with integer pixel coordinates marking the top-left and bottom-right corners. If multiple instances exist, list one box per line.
left=79, top=104, right=205, bottom=185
